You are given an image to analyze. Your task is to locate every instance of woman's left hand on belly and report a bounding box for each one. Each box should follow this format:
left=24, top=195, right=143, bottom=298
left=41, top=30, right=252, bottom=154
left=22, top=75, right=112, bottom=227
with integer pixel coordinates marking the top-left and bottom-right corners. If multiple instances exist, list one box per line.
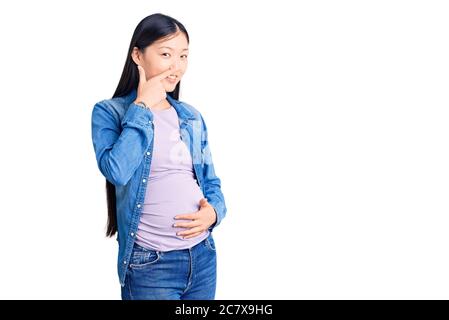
left=173, top=198, right=217, bottom=239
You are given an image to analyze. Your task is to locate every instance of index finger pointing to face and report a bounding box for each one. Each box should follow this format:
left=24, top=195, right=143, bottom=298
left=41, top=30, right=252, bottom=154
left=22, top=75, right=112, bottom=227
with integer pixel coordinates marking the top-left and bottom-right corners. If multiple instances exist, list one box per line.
left=153, top=66, right=175, bottom=81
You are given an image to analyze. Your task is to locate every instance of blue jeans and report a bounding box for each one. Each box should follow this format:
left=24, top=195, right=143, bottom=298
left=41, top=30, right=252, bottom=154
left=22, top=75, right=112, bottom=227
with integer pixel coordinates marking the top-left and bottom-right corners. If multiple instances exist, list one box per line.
left=121, top=232, right=217, bottom=300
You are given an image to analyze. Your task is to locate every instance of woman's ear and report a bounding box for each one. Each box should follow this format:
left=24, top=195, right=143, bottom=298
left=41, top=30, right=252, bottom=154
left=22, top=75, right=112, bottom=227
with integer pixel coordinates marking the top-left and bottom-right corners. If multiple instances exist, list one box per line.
left=131, top=47, right=141, bottom=66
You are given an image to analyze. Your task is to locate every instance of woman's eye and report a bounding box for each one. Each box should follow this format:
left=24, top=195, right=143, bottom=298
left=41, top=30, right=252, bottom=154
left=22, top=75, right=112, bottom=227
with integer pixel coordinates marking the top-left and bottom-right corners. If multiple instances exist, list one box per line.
left=161, top=53, right=188, bottom=58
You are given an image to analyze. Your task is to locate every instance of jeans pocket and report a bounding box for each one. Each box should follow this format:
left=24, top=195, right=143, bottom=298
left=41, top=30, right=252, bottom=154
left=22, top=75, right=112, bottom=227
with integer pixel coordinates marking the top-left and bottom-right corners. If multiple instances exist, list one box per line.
left=129, top=243, right=160, bottom=269
left=205, top=233, right=216, bottom=251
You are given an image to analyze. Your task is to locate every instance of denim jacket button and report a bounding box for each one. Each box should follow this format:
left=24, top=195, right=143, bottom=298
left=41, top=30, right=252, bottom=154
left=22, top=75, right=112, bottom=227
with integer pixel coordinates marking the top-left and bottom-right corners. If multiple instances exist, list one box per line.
left=142, top=179, right=146, bottom=183
left=137, top=204, right=141, bottom=208
left=130, top=232, right=134, bottom=237
left=146, top=151, right=151, bottom=156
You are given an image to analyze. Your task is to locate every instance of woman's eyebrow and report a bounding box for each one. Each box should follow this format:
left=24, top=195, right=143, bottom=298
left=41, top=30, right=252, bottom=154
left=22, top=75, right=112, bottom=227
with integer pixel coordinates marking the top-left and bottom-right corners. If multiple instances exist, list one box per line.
left=158, top=46, right=189, bottom=51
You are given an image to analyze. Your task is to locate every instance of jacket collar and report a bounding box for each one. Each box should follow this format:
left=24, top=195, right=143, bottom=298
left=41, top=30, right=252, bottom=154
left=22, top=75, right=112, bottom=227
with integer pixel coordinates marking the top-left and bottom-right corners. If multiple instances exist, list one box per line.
left=125, top=88, right=196, bottom=120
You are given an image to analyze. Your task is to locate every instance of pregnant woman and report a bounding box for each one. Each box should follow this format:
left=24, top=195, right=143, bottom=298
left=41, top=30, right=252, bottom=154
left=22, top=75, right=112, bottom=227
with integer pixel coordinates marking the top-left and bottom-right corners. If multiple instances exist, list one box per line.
left=90, top=13, right=227, bottom=300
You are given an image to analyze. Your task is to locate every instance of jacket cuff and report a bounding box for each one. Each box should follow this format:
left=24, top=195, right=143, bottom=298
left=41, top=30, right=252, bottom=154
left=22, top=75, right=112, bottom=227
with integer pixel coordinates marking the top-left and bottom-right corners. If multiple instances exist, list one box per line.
left=121, top=102, right=153, bottom=128
left=207, top=199, right=224, bottom=232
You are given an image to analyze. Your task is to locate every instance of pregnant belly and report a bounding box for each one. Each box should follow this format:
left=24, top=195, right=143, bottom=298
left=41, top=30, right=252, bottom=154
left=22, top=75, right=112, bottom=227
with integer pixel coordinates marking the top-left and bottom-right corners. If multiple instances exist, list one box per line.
left=139, top=172, right=205, bottom=237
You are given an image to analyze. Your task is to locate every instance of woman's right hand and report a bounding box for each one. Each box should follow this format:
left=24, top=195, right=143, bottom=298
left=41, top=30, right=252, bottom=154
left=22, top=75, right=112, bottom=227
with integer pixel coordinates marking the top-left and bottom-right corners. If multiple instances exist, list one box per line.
left=134, top=65, right=174, bottom=108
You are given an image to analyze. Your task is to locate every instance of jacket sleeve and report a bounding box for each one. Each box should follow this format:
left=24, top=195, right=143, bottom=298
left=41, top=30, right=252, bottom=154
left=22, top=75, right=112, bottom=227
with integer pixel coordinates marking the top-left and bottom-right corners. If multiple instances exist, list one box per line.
left=199, top=113, right=227, bottom=232
left=91, top=100, right=153, bottom=186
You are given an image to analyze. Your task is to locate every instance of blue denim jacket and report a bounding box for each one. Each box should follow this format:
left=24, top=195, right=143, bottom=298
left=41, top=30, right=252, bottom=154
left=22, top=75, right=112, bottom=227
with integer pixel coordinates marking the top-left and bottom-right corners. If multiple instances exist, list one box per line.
left=91, top=88, right=227, bottom=287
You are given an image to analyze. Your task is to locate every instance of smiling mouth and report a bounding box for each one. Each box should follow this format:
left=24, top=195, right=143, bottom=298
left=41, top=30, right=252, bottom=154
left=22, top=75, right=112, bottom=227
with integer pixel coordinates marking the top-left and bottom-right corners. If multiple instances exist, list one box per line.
left=165, top=76, right=178, bottom=83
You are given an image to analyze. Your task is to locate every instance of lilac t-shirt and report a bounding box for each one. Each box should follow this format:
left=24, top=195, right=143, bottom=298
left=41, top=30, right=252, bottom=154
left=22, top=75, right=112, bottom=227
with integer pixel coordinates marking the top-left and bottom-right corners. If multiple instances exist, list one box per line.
left=135, top=104, right=210, bottom=252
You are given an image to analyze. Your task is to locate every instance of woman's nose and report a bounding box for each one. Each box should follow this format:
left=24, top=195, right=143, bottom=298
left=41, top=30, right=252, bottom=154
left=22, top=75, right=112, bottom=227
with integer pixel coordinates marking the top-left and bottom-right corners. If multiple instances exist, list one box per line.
left=171, top=61, right=181, bottom=72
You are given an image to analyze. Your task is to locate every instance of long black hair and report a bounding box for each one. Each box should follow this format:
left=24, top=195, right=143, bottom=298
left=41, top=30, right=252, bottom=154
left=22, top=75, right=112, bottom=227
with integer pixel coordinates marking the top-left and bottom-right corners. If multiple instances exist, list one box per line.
left=105, top=13, right=190, bottom=237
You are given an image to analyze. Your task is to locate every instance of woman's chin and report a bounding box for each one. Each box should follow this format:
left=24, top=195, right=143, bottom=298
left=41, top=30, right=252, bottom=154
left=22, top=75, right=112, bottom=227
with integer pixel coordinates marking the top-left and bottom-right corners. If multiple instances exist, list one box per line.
left=164, top=83, right=177, bottom=92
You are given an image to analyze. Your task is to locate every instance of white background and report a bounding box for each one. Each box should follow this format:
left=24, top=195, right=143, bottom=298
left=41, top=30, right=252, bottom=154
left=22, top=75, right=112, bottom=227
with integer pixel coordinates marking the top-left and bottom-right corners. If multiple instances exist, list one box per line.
left=0, top=0, right=448, bottom=299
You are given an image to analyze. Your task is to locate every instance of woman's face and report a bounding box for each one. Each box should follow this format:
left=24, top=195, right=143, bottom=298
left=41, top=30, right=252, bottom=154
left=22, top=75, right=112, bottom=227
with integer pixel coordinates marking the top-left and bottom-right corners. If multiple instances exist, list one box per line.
left=132, top=31, right=189, bottom=92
